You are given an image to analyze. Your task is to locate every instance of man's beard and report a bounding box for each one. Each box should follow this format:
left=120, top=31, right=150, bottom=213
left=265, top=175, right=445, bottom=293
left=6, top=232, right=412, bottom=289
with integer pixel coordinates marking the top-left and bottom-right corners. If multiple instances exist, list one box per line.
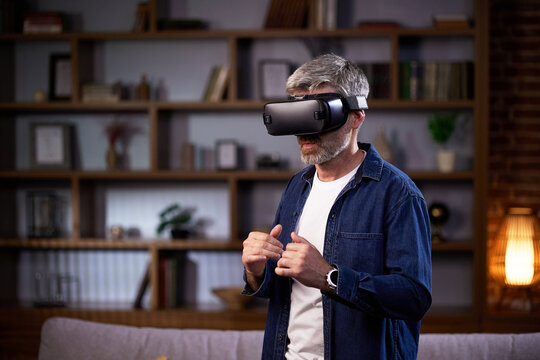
left=297, top=124, right=351, bottom=165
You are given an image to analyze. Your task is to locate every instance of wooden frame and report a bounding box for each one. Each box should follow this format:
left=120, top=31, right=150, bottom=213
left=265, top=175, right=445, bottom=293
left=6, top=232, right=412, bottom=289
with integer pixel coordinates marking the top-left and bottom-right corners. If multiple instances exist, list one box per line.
left=49, top=53, right=72, bottom=101
left=30, top=123, right=72, bottom=170
left=215, top=140, right=239, bottom=170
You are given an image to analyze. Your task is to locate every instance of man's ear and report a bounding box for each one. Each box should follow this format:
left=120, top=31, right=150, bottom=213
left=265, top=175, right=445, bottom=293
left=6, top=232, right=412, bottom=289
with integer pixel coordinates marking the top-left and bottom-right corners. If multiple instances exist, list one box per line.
left=349, top=110, right=365, bottom=130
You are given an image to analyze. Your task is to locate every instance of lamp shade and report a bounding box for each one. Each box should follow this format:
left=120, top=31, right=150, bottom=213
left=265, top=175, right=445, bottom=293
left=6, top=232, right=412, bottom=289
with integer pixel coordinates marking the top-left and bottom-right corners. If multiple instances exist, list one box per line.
left=489, top=208, right=540, bottom=287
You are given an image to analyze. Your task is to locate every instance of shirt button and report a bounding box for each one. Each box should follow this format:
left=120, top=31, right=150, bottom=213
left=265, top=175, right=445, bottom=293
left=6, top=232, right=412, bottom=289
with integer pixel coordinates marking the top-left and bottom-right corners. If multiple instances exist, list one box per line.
left=278, top=334, right=283, bottom=341
left=293, top=211, right=297, bottom=216
left=283, top=304, right=288, bottom=310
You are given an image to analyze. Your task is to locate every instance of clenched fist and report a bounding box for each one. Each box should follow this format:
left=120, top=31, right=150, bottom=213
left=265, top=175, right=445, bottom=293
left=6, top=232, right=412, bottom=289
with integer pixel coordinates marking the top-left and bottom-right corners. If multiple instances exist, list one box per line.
left=242, top=224, right=283, bottom=291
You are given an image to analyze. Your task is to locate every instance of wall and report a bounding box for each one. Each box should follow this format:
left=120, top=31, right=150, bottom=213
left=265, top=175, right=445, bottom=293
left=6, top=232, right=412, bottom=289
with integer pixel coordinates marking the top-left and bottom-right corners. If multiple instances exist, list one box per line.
left=488, top=0, right=540, bottom=306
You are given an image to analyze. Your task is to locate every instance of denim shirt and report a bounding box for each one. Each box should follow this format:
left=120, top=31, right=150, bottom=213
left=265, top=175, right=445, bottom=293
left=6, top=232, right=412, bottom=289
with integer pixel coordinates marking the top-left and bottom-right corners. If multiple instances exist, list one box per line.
left=244, top=143, right=432, bottom=360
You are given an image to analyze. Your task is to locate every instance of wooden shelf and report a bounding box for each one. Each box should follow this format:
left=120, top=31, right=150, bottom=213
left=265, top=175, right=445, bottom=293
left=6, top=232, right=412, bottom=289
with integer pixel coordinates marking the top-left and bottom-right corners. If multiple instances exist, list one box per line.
left=0, top=99, right=475, bottom=111
left=0, top=27, right=476, bottom=42
left=0, top=169, right=472, bottom=181
left=0, top=238, right=473, bottom=253
left=0, top=238, right=242, bottom=251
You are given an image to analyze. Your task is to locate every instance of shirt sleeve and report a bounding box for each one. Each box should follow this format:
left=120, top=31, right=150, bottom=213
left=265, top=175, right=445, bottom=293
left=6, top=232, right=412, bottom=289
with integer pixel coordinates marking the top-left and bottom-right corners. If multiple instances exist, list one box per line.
left=332, top=195, right=432, bottom=321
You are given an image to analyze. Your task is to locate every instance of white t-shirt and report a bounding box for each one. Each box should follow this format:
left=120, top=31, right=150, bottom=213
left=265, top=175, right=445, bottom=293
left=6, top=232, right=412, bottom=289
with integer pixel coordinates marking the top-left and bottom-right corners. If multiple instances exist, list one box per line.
left=285, top=164, right=360, bottom=360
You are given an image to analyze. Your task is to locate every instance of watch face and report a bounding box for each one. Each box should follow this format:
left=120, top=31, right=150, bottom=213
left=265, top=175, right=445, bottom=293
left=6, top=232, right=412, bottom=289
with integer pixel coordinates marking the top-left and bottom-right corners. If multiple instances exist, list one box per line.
left=330, top=269, right=338, bottom=285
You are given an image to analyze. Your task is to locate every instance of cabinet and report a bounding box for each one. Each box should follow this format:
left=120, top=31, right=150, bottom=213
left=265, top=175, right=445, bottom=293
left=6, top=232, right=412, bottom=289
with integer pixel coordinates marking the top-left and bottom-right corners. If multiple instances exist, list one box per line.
left=0, top=0, right=490, bottom=339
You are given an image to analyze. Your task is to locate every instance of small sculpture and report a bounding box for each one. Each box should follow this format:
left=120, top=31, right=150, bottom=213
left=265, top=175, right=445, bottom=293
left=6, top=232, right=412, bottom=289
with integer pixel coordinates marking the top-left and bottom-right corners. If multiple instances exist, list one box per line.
left=429, top=202, right=449, bottom=243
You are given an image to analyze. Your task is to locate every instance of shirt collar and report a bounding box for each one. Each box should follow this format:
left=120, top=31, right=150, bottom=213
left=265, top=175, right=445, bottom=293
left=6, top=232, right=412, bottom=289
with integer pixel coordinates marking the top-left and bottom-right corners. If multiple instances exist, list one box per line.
left=301, top=143, right=384, bottom=185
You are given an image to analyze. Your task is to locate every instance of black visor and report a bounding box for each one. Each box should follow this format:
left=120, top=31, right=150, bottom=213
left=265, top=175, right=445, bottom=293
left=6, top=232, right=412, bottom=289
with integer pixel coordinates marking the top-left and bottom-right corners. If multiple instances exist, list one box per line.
left=263, top=93, right=368, bottom=136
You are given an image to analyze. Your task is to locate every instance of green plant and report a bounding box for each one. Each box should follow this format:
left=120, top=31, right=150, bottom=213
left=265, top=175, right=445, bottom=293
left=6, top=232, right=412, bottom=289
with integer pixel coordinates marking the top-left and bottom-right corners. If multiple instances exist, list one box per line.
left=156, top=203, right=192, bottom=235
left=428, top=113, right=457, bottom=145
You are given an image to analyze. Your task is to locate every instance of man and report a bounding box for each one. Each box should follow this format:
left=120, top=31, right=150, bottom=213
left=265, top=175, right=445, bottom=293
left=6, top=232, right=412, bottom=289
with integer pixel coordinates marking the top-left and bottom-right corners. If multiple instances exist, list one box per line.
left=242, top=54, right=432, bottom=360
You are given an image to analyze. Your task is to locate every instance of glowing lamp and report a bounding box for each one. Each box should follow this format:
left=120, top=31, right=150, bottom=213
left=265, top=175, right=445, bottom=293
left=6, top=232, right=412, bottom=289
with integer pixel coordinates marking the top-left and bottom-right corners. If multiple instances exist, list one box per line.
left=489, top=208, right=540, bottom=310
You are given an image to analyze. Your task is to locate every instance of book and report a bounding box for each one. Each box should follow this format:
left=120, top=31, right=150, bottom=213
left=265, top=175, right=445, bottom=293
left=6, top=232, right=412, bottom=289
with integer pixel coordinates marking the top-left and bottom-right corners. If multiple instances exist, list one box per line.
left=264, top=0, right=309, bottom=29
left=181, top=142, right=195, bottom=171
left=205, top=65, right=229, bottom=102
left=133, top=2, right=149, bottom=32
left=422, top=62, right=437, bottom=101
left=433, top=14, right=470, bottom=29
left=358, top=62, right=390, bottom=100
left=82, top=83, right=122, bottom=103
left=133, top=264, right=150, bottom=309
left=23, top=12, right=63, bottom=33
left=399, top=62, right=411, bottom=100
left=157, top=19, right=208, bottom=31
left=358, top=21, right=400, bottom=30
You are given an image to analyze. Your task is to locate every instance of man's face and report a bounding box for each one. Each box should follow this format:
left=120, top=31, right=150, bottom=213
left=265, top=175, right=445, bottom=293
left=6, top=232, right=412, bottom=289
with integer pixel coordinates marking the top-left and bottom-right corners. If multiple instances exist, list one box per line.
left=293, top=86, right=353, bottom=165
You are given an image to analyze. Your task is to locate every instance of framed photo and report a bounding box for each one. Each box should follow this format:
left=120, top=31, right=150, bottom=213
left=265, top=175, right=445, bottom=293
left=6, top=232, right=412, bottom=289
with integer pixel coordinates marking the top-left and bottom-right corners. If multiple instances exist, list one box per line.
left=215, top=140, right=239, bottom=170
left=49, top=53, right=72, bottom=101
left=259, top=59, right=294, bottom=100
left=30, top=123, right=72, bottom=170
left=26, top=191, right=59, bottom=238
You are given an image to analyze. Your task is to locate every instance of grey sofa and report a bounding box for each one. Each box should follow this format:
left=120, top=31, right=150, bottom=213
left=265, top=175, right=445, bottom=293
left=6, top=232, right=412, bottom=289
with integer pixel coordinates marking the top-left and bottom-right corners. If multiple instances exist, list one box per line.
left=39, top=317, right=540, bottom=360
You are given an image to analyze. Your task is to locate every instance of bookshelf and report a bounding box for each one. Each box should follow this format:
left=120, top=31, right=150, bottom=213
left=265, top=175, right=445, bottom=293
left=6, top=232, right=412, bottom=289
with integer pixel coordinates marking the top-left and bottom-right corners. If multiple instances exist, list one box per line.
left=0, top=1, right=497, bottom=349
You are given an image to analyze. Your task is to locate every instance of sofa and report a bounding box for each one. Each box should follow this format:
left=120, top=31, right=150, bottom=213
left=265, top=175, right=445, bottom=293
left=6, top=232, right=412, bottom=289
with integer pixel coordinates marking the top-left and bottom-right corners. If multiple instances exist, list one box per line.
left=38, top=317, right=540, bottom=360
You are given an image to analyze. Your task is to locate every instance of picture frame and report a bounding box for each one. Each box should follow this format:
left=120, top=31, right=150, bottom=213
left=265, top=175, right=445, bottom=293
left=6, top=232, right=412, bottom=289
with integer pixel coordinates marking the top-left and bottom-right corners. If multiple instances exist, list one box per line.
left=49, top=53, right=72, bottom=101
left=259, top=59, right=294, bottom=100
left=215, top=140, right=239, bottom=170
left=26, top=191, right=59, bottom=238
left=30, top=123, right=72, bottom=170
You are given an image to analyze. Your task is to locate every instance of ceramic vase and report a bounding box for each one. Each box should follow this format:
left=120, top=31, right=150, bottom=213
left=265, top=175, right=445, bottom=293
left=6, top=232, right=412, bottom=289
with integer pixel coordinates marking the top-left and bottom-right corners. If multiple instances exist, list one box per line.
left=437, top=149, right=456, bottom=173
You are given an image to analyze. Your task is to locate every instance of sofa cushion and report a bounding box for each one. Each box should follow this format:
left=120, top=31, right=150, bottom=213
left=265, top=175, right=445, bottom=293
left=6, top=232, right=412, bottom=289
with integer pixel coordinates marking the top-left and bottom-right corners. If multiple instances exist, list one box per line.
left=39, top=317, right=540, bottom=360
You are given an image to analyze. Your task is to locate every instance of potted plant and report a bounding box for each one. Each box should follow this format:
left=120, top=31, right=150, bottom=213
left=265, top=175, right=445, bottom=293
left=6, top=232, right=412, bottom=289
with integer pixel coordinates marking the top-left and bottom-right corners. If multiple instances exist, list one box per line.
left=156, top=203, right=193, bottom=240
left=428, top=112, right=458, bottom=173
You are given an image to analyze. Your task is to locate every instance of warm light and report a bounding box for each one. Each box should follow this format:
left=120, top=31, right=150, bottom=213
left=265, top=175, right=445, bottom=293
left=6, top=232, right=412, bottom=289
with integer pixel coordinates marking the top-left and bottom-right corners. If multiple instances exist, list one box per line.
left=490, top=208, right=540, bottom=288
left=504, top=220, right=534, bottom=285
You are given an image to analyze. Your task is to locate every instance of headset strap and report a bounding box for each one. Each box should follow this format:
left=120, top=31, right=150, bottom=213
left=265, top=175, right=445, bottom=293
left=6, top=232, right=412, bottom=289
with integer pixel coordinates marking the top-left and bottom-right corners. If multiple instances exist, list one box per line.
left=344, top=95, right=368, bottom=110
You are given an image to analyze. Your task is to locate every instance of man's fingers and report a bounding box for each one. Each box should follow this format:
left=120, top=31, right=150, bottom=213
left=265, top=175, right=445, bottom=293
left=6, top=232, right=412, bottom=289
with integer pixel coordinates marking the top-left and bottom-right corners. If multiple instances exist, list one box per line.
left=270, top=224, right=282, bottom=239
left=244, top=240, right=282, bottom=259
left=243, top=254, right=267, bottom=265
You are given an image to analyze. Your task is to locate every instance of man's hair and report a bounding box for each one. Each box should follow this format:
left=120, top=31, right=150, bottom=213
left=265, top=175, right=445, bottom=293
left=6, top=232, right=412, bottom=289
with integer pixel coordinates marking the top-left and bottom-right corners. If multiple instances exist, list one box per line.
left=285, top=54, right=370, bottom=98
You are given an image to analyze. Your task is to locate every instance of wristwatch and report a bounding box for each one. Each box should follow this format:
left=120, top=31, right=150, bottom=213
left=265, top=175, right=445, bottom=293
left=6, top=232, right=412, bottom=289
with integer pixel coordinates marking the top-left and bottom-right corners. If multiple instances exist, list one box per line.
left=326, top=267, right=338, bottom=291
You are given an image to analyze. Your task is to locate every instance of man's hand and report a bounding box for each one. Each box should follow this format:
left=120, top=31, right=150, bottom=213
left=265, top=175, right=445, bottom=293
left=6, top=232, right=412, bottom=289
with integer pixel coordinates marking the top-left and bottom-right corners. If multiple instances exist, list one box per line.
left=275, top=232, right=333, bottom=290
left=242, top=224, right=283, bottom=291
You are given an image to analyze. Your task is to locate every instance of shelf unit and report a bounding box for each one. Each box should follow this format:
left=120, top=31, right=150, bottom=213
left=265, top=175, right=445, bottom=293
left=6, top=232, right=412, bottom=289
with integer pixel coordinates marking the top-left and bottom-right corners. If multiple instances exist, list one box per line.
left=0, top=0, right=490, bottom=343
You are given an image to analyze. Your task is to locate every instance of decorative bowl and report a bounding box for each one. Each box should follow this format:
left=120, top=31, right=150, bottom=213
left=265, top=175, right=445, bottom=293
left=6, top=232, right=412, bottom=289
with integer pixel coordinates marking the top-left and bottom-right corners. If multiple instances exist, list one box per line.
left=211, top=286, right=252, bottom=310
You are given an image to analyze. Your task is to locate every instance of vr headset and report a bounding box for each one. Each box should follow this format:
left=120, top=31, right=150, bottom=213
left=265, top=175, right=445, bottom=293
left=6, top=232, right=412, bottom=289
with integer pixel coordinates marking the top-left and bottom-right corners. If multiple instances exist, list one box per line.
left=263, top=92, right=368, bottom=136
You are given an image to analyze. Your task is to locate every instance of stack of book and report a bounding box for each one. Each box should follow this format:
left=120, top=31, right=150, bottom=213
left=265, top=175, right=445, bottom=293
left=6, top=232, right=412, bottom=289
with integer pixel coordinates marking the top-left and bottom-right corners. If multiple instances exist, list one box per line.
left=82, top=83, right=122, bottom=103
left=399, top=61, right=473, bottom=101
left=181, top=142, right=216, bottom=171
left=158, top=254, right=187, bottom=309
left=433, top=14, right=470, bottom=29
left=264, top=0, right=310, bottom=29
left=23, top=12, right=63, bottom=33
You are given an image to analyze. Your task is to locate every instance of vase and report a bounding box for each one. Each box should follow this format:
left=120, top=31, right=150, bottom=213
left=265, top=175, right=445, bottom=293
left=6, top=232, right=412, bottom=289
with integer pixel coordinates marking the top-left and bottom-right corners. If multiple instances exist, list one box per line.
left=106, top=146, right=118, bottom=170
left=437, top=149, right=456, bottom=173
left=170, top=228, right=189, bottom=240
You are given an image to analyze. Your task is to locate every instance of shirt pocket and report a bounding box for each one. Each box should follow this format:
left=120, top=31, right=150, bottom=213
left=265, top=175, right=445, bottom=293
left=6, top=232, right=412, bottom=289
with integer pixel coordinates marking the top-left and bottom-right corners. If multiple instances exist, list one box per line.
left=335, top=232, right=384, bottom=274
